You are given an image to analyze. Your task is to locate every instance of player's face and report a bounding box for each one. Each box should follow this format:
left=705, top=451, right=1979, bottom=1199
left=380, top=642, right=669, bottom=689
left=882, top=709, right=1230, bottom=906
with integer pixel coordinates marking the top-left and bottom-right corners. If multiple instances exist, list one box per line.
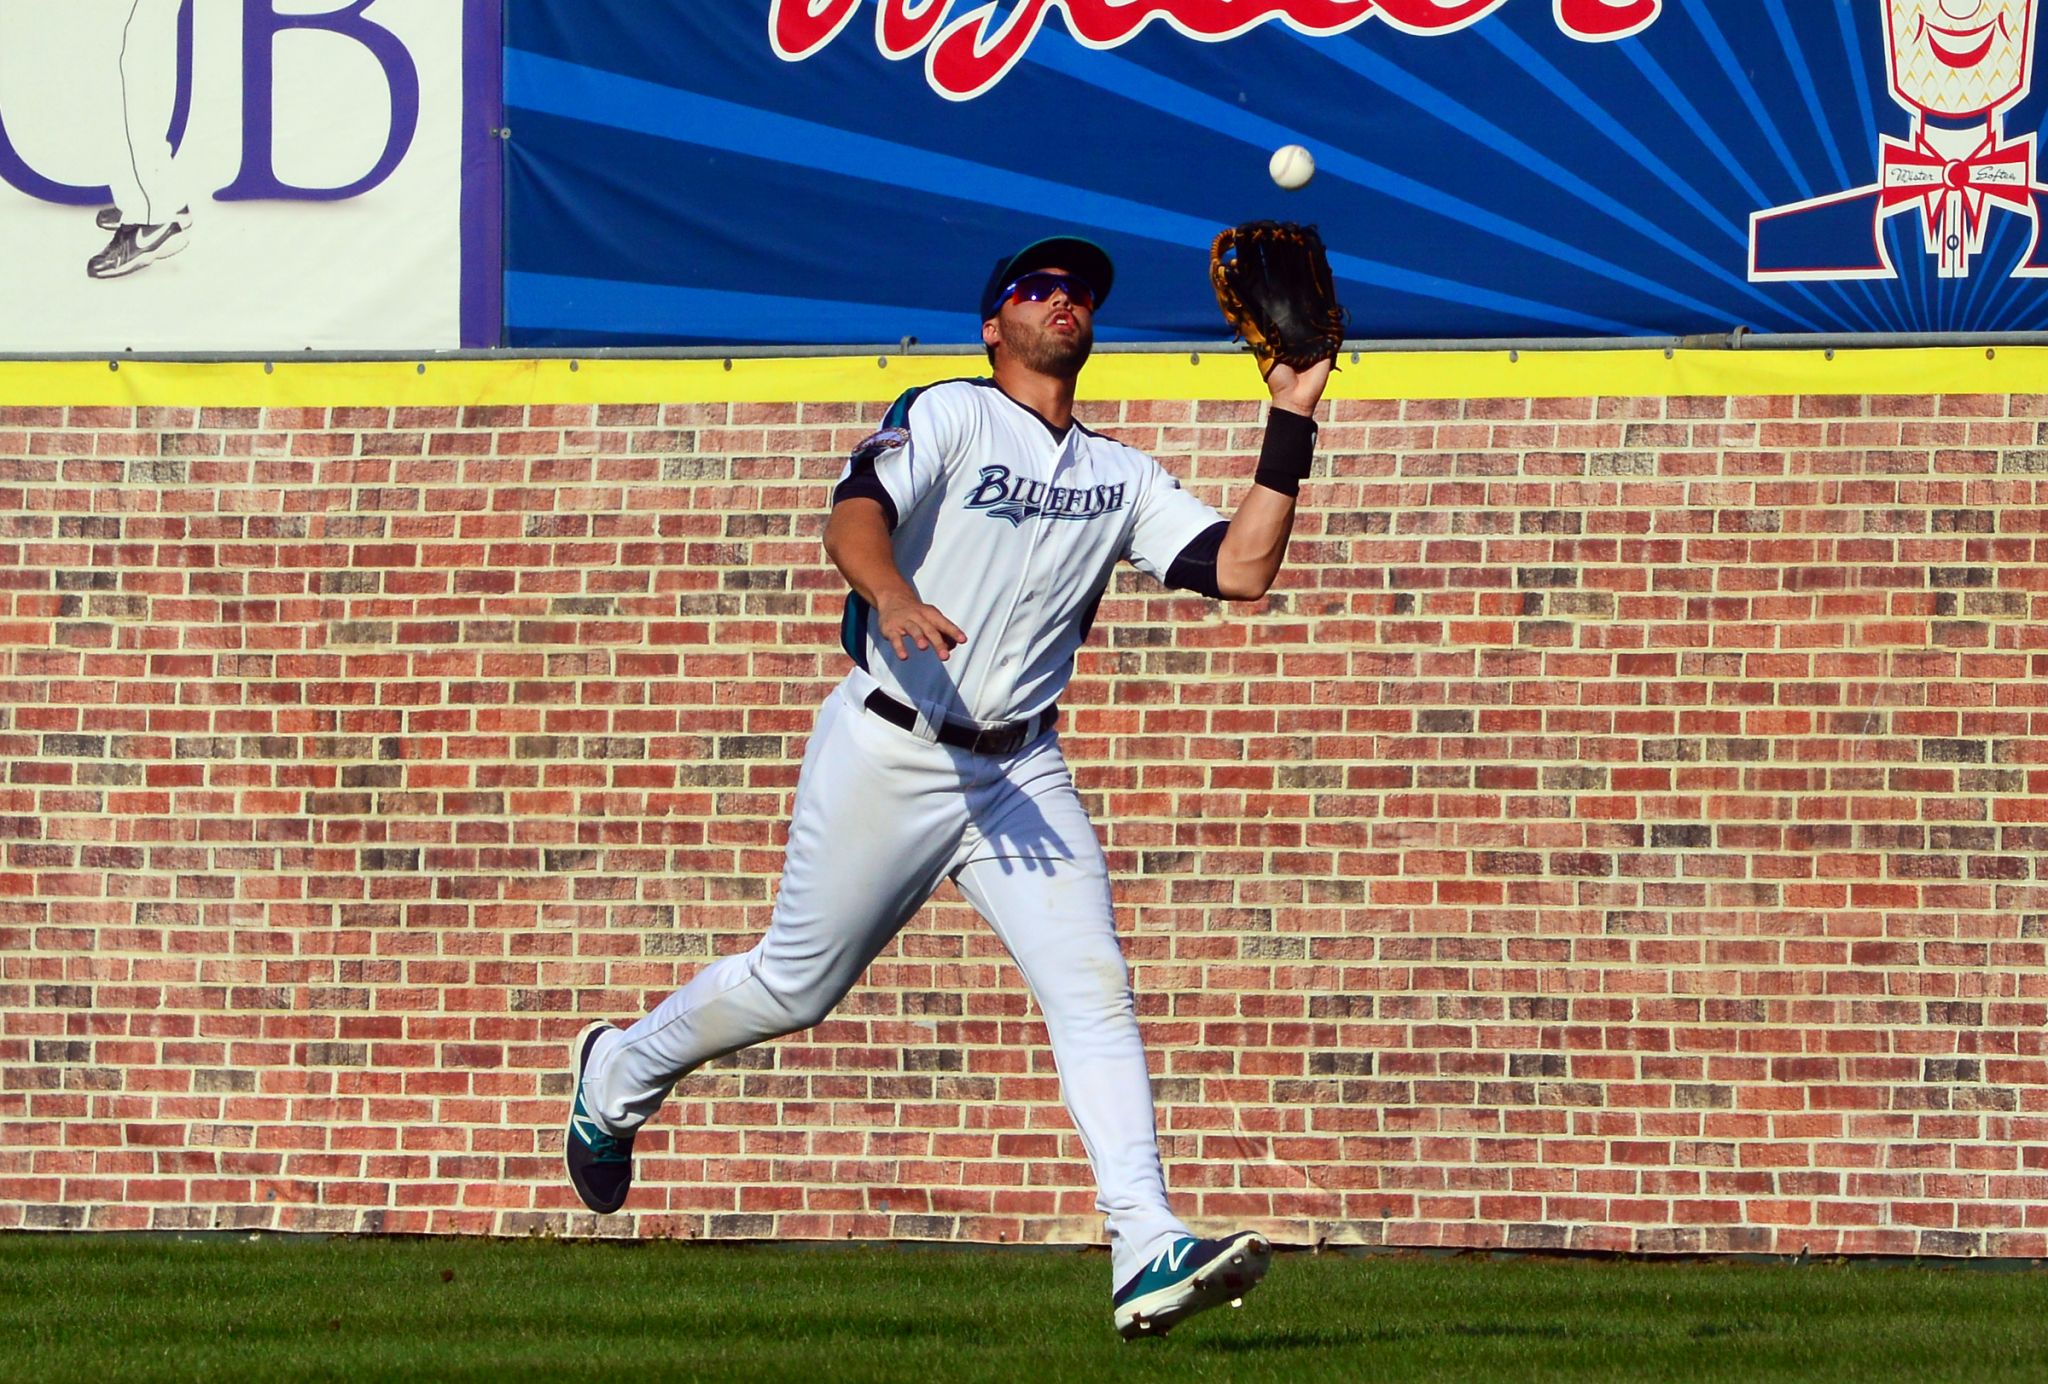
left=989, top=267, right=1095, bottom=378
left=1886, top=0, right=2034, bottom=117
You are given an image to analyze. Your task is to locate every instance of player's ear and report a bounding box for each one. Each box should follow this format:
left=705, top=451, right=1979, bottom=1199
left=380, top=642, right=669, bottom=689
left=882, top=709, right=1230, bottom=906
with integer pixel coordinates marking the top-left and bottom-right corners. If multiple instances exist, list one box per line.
left=981, top=317, right=1000, bottom=350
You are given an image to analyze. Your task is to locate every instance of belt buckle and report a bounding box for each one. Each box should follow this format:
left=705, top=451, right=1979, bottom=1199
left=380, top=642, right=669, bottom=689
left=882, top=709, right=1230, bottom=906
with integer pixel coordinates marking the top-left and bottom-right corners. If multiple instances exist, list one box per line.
left=973, top=722, right=1021, bottom=757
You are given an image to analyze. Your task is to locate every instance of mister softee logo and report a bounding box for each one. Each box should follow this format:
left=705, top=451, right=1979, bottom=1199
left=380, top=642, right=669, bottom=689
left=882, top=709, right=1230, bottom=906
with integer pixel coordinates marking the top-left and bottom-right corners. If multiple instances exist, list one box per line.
left=1751, top=0, right=2048, bottom=282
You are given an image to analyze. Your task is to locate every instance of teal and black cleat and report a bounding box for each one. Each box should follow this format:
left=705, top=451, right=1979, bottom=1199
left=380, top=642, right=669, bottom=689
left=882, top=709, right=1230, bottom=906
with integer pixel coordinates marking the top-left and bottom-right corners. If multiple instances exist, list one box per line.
left=1113, top=1231, right=1272, bottom=1340
left=565, top=1021, right=635, bottom=1214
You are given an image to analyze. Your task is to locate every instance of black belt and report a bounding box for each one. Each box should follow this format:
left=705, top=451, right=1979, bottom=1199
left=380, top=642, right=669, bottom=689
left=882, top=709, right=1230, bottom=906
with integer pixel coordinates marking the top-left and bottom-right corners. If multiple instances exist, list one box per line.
left=863, top=689, right=1057, bottom=757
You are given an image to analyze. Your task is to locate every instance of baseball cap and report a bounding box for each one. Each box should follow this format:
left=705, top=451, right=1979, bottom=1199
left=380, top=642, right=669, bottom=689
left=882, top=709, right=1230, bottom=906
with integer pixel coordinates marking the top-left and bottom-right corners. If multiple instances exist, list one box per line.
left=979, top=235, right=1115, bottom=320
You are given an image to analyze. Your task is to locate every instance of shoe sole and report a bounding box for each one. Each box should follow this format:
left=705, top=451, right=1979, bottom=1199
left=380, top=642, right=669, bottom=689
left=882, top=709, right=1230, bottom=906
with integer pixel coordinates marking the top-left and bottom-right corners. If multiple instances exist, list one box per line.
left=87, top=227, right=189, bottom=280
left=1116, top=1233, right=1272, bottom=1340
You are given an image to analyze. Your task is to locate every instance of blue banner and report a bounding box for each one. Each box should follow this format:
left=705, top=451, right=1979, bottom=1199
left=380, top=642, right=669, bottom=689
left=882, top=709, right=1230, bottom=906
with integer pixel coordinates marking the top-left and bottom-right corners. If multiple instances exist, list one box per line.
left=503, top=1, right=2048, bottom=345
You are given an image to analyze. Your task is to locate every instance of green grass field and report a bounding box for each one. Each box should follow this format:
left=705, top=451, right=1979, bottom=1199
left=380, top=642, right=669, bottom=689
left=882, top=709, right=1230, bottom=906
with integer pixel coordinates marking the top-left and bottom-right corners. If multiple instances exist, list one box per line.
left=3, top=1234, right=2046, bottom=1382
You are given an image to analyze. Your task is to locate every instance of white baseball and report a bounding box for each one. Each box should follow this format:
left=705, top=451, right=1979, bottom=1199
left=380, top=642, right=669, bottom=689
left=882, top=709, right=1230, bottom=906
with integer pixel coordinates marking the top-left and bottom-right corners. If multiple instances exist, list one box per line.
left=1269, top=143, right=1315, bottom=190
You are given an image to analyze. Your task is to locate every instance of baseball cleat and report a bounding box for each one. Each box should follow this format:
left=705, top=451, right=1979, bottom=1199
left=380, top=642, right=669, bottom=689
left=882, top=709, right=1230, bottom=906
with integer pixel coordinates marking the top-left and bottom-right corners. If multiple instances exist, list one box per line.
left=564, top=1021, right=635, bottom=1214
left=1113, top=1231, right=1272, bottom=1340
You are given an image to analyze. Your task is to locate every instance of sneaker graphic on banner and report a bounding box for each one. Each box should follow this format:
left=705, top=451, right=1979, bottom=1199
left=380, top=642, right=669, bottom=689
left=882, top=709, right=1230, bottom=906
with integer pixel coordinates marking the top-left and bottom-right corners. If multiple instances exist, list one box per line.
left=85, top=220, right=189, bottom=280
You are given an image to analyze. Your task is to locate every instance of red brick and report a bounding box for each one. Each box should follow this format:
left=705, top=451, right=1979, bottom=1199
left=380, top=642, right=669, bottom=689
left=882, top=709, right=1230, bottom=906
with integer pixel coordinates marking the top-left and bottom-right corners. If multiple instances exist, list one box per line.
left=0, top=382, right=2038, bottom=1260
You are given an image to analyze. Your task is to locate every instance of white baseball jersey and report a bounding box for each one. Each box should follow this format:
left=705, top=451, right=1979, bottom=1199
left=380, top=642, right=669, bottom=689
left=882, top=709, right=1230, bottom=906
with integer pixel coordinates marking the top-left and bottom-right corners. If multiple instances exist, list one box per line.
left=833, top=378, right=1225, bottom=726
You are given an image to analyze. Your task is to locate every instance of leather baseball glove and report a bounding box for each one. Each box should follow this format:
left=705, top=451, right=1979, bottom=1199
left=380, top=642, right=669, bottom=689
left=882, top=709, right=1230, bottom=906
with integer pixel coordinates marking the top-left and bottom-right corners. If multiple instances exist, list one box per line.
left=1209, top=221, right=1348, bottom=377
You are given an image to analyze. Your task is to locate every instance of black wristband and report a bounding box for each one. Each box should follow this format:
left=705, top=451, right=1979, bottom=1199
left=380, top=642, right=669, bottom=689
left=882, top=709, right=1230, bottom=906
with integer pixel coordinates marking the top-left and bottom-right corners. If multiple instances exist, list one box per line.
left=1253, top=406, right=1317, bottom=498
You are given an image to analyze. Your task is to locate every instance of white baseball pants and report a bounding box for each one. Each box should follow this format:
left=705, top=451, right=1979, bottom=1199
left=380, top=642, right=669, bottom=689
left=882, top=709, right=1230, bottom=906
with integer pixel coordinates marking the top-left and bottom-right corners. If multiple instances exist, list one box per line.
left=581, top=674, right=1191, bottom=1286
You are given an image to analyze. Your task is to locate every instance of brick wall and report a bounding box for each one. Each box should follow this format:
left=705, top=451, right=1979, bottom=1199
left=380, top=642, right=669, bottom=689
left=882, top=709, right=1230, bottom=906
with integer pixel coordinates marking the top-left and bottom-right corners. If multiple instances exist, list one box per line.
left=2, top=385, right=2045, bottom=1256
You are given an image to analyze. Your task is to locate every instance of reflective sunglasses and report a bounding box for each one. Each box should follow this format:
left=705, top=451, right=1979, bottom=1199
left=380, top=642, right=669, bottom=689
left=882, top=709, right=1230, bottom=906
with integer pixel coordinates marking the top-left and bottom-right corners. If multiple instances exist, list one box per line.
left=1001, top=270, right=1096, bottom=312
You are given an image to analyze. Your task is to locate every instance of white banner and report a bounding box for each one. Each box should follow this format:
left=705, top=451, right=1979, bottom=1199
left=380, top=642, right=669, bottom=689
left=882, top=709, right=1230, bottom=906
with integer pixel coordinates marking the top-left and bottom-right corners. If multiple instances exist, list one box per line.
left=0, top=0, right=496, bottom=352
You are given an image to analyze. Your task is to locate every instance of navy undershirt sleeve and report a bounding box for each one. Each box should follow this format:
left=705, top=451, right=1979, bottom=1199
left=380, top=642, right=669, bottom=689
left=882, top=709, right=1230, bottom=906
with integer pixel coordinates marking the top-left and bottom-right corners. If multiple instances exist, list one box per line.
left=1162, top=520, right=1230, bottom=599
left=832, top=425, right=905, bottom=529
left=831, top=473, right=898, bottom=530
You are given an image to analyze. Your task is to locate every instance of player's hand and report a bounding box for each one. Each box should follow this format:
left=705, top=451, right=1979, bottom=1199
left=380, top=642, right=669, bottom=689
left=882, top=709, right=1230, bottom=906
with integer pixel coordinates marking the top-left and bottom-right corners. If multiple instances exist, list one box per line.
left=1267, top=354, right=1333, bottom=416
left=875, top=592, right=967, bottom=662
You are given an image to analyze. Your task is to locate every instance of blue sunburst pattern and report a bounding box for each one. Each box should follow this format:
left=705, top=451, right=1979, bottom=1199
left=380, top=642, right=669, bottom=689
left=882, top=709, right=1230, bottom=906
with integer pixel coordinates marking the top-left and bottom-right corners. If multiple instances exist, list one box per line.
left=503, top=1, right=2048, bottom=345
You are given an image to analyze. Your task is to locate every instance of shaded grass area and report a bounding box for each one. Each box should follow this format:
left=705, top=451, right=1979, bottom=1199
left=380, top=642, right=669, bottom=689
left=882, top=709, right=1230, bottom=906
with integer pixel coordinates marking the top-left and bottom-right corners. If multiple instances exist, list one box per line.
left=3, top=1234, right=2047, bottom=1382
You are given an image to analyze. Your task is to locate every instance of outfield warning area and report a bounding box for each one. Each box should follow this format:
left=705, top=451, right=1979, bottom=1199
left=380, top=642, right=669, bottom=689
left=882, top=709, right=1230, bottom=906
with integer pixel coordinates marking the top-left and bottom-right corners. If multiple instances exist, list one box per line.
left=0, top=346, right=2037, bottom=408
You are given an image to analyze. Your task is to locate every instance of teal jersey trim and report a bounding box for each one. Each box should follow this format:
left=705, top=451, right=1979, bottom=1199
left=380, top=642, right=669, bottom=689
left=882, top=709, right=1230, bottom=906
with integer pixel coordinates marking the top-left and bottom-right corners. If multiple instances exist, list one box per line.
left=840, top=594, right=871, bottom=670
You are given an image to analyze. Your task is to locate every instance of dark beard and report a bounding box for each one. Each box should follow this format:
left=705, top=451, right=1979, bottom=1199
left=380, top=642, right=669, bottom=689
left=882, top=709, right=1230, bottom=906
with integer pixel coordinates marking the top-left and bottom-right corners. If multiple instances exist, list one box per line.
left=999, top=315, right=1093, bottom=377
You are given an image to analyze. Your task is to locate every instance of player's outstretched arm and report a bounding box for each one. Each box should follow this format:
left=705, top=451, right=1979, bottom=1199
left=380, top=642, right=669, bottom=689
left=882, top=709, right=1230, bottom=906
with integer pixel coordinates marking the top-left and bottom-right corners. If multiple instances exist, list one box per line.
left=823, top=498, right=967, bottom=661
left=1212, top=356, right=1333, bottom=600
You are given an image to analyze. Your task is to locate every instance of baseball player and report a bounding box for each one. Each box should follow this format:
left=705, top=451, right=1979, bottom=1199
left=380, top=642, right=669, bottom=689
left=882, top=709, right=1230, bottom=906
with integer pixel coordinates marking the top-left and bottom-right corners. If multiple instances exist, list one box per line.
left=565, top=234, right=1332, bottom=1339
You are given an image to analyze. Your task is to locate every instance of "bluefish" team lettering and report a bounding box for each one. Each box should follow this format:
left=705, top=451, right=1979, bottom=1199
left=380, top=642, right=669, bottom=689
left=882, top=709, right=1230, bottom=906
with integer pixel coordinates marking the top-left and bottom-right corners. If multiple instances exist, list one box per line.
left=964, top=464, right=1127, bottom=526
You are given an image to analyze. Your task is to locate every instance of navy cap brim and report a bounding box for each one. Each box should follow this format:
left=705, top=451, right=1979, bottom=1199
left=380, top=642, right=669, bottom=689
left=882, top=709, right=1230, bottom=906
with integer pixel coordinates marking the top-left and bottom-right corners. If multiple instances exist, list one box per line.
left=979, top=236, right=1115, bottom=320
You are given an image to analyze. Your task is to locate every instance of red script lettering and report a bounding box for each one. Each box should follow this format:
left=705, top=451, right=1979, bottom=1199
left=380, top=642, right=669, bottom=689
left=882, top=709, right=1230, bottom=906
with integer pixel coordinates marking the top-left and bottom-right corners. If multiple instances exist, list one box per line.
left=770, top=0, right=1666, bottom=98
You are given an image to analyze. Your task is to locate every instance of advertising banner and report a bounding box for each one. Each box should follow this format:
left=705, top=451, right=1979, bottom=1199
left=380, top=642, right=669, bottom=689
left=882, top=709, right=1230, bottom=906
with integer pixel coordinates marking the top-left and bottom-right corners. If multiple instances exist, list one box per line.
left=504, top=0, right=2048, bottom=345
left=0, top=0, right=501, bottom=352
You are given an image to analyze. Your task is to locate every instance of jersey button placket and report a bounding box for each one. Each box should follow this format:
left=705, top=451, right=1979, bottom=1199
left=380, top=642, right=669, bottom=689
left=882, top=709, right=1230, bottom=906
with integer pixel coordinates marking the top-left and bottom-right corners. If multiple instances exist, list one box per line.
left=1008, top=436, right=1077, bottom=691
left=975, top=426, right=1053, bottom=717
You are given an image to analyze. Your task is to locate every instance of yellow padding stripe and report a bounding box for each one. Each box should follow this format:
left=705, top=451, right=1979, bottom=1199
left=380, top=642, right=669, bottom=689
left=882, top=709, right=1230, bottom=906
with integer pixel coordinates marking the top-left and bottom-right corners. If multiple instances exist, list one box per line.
left=0, top=347, right=2037, bottom=407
